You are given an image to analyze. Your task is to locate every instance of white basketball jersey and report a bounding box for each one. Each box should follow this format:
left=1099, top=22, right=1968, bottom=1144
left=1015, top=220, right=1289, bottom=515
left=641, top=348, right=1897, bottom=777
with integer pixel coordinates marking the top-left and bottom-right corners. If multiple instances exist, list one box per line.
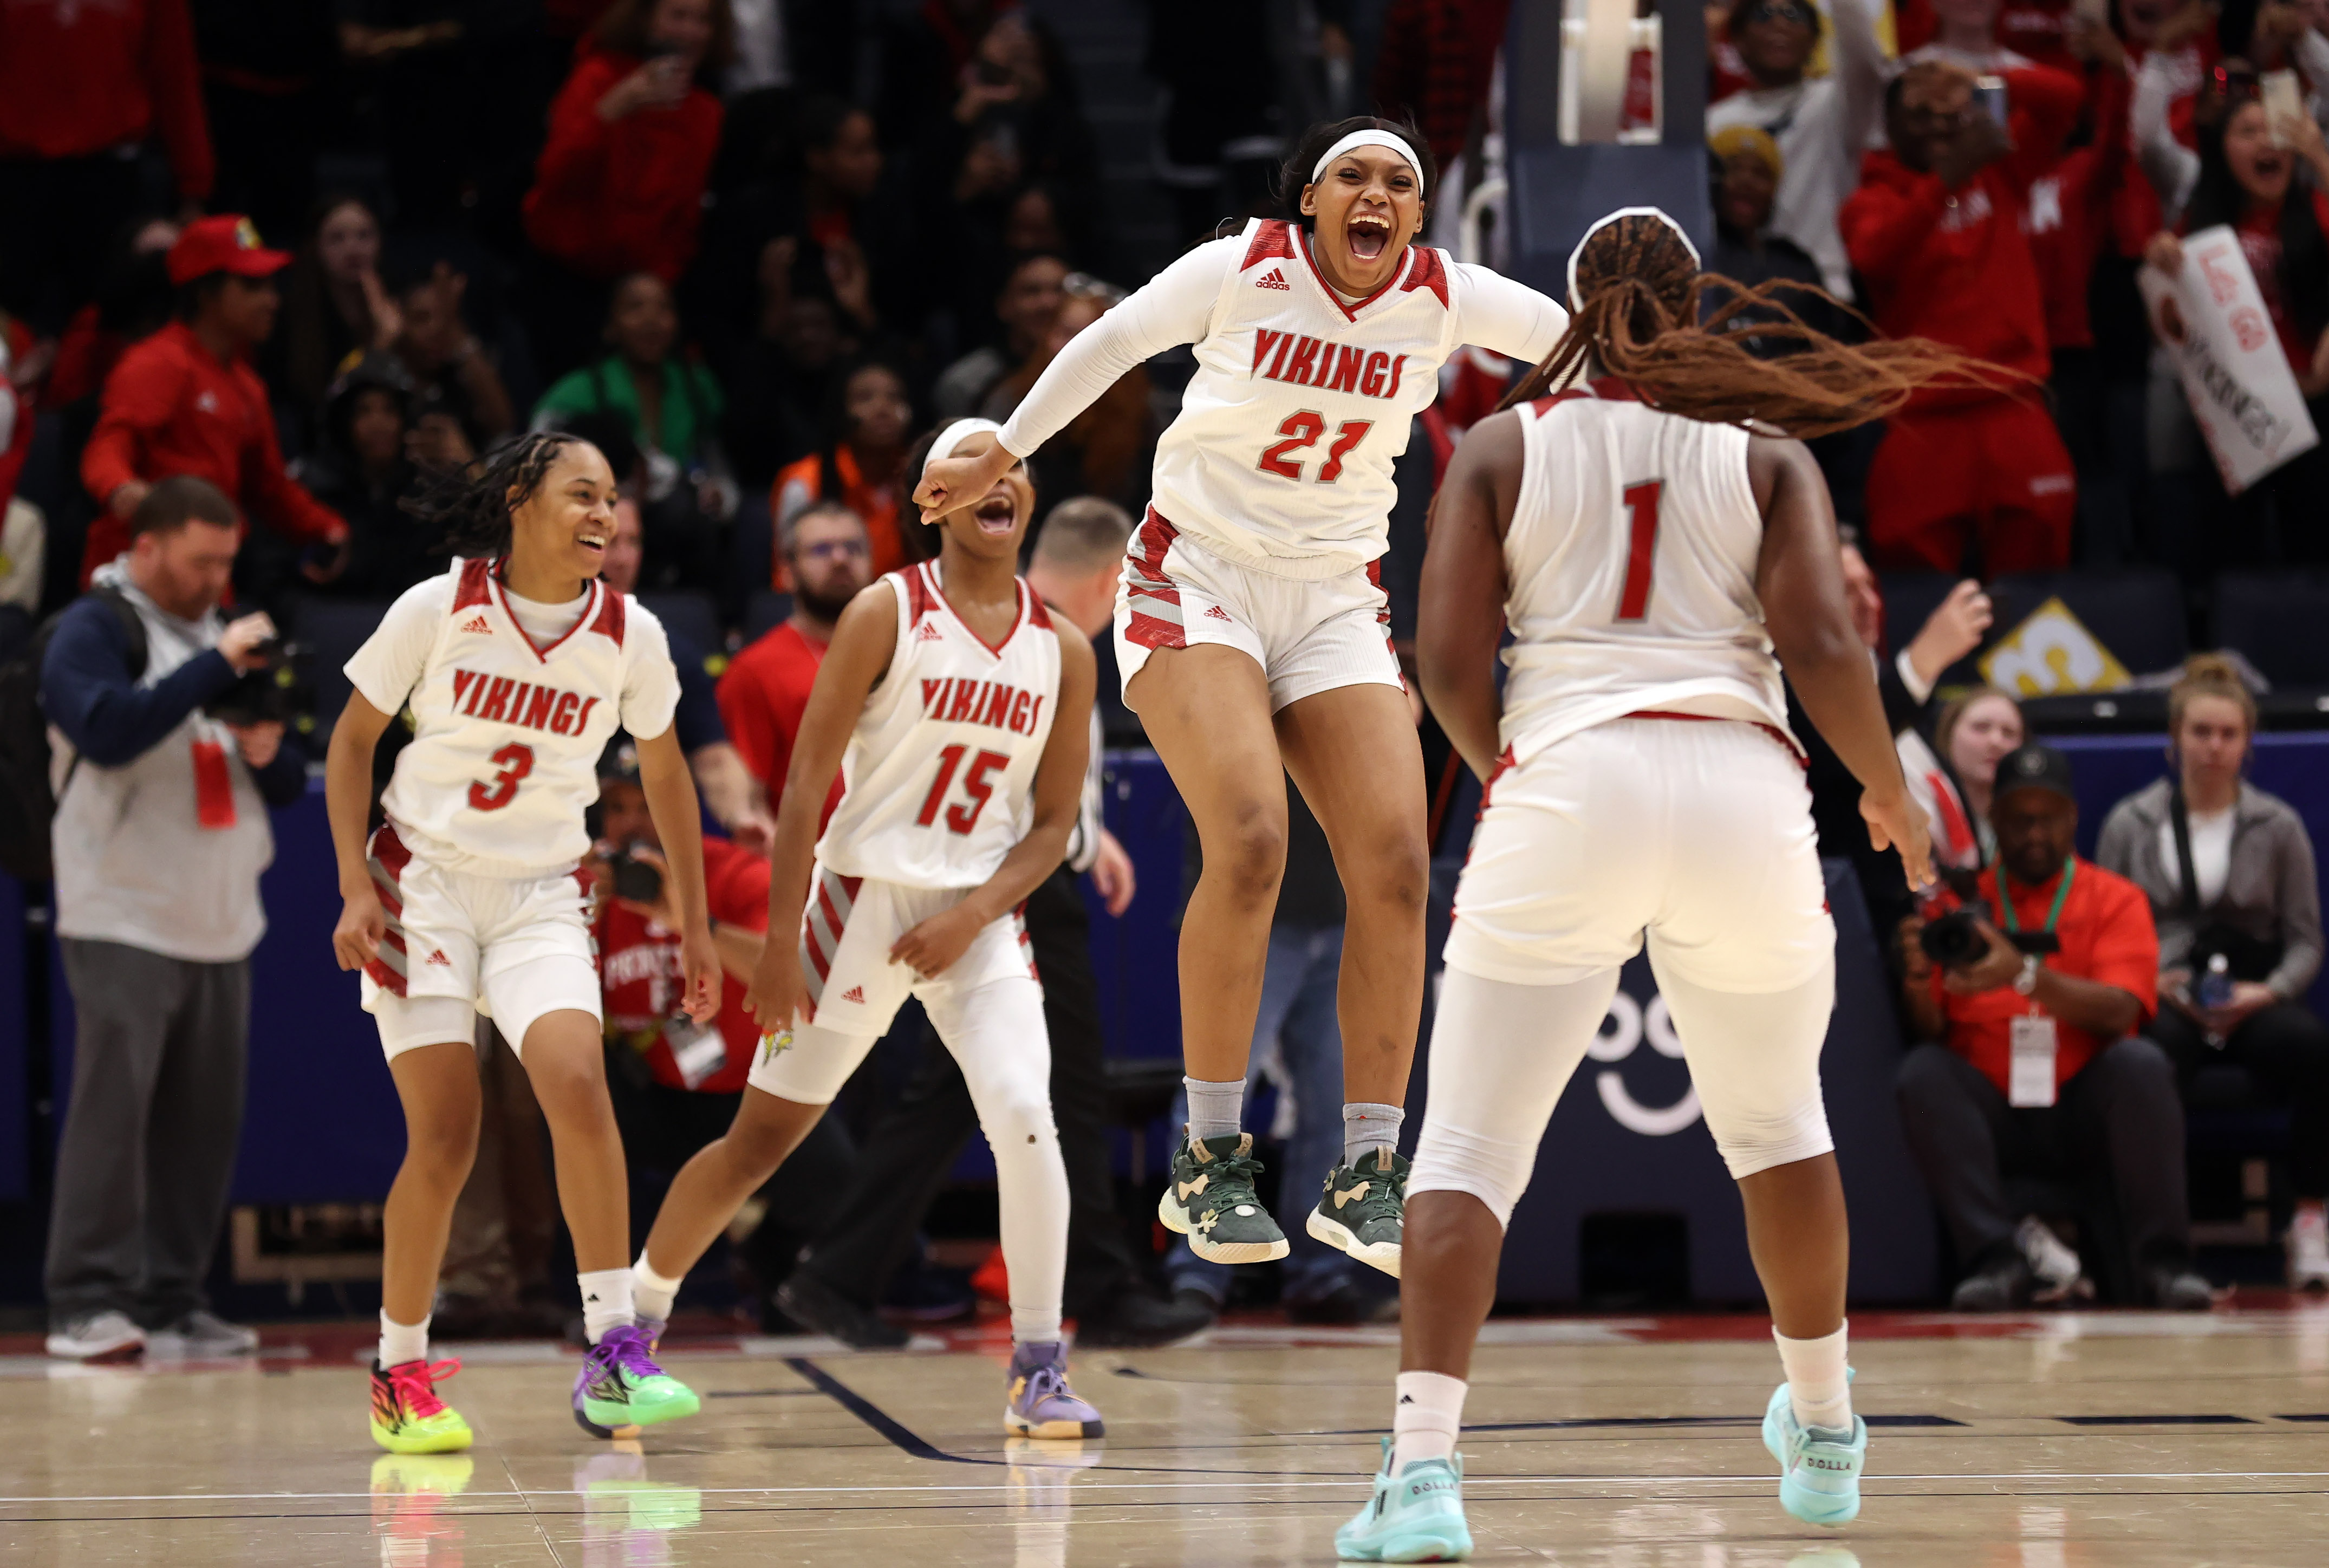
left=349, top=558, right=680, bottom=877
left=815, top=561, right=1063, bottom=889
left=1497, top=382, right=1797, bottom=763
left=1154, top=219, right=1465, bottom=579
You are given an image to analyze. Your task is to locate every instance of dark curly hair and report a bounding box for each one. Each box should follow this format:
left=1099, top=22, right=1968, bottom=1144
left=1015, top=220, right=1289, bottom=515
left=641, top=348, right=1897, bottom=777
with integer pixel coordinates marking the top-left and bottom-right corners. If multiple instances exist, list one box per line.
left=1273, top=116, right=1437, bottom=232
left=404, top=430, right=596, bottom=558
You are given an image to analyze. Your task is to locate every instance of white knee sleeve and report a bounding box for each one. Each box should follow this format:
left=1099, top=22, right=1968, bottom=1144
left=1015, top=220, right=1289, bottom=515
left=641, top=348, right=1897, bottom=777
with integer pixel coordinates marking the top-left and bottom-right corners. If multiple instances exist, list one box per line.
left=372, top=993, right=476, bottom=1060
left=1408, top=966, right=1621, bottom=1229
left=1650, top=959, right=1836, bottom=1180
left=930, top=976, right=1066, bottom=1337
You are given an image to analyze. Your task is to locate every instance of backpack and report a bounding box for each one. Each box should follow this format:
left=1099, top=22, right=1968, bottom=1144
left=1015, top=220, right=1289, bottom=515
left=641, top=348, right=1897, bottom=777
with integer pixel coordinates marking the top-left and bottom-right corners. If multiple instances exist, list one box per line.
left=0, top=588, right=147, bottom=881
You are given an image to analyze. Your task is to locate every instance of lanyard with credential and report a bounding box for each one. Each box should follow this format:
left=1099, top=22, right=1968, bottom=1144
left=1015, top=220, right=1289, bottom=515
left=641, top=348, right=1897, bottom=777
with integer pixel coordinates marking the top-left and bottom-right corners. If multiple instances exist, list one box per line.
left=1997, top=857, right=2075, bottom=938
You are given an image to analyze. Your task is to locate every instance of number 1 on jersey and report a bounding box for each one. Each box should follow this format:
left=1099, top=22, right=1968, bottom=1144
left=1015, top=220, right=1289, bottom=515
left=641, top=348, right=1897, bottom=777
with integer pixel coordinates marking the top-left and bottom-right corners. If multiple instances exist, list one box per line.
left=1616, top=481, right=1663, bottom=622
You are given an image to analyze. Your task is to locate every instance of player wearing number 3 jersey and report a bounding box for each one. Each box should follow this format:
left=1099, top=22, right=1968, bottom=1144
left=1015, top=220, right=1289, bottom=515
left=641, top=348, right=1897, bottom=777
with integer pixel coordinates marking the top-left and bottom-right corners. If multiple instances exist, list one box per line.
left=918, top=115, right=1571, bottom=1278
left=328, top=433, right=718, bottom=1453
left=633, top=418, right=1106, bottom=1439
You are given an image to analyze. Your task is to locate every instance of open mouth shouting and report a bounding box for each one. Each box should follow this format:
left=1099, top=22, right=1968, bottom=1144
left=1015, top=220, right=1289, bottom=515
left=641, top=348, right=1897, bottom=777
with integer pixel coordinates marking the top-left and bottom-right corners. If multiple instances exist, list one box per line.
left=1347, top=212, right=1393, bottom=265
left=974, top=494, right=1017, bottom=536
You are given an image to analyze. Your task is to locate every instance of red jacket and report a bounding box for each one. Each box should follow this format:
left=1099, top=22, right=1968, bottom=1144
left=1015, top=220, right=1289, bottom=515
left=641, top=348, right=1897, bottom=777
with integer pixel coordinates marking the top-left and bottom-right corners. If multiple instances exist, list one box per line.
left=522, top=44, right=723, bottom=284
left=0, top=0, right=212, bottom=200
left=2025, top=66, right=2130, bottom=352
left=1372, top=0, right=1511, bottom=167
left=717, top=621, right=845, bottom=833
left=1841, top=66, right=2083, bottom=402
left=596, top=837, right=770, bottom=1095
left=80, top=322, right=346, bottom=582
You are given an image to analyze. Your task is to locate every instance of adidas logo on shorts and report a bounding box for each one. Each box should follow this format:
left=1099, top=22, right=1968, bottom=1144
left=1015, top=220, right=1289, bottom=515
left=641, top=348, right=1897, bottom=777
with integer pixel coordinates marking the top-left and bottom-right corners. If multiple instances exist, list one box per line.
left=458, top=615, right=492, bottom=635
left=915, top=621, right=945, bottom=642
left=1255, top=266, right=1290, bottom=291
left=1205, top=605, right=1234, bottom=622
left=426, top=949, right=451, bottom=966
left=841, top=985, right=866, bottom=1003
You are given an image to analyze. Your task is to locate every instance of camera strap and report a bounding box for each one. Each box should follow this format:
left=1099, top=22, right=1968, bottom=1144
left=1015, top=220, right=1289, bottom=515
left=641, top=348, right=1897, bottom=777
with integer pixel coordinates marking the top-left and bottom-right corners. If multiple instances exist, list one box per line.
left=2168, top=783, right=2202, bottom=916
left=1998, top=856, right=2074, bottom=936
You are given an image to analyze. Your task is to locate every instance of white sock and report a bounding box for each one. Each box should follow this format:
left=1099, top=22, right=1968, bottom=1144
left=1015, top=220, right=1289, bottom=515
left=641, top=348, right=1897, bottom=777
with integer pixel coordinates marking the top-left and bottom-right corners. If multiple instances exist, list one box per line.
left=633, top=1253, right=683, bottom=1323
left=1391, top=1370, right=1467, bottom=1473
left=1775, top=1320, right=1852, bottom=1432
left=379, top=1311, right=428, bottom=1370
left=1184, top=1076, right=1244, bottom=1144
left=1012, top=1308, right=1064, bottom=1344
left=1343, top=1103, right=1405, bottom=1168
left=578, top=1267, right=635, bottom=1345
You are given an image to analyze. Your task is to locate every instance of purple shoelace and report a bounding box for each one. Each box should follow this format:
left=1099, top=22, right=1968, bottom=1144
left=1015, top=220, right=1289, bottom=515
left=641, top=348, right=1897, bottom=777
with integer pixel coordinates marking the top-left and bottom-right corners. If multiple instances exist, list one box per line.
left=591, top=1324, right=664, bottom=1381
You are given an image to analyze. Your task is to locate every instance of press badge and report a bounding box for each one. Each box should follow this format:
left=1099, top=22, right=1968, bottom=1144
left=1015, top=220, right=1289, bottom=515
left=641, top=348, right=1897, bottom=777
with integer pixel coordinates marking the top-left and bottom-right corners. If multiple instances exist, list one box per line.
left=663, top=1019, right=728, bottom=1089
left=2008, top=1013, right=2059, bottom=1108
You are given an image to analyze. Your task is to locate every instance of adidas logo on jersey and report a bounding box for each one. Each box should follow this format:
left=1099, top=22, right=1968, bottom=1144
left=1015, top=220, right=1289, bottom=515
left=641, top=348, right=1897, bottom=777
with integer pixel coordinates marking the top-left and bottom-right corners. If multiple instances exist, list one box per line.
left=915, top=620, right=945, bottom=643
left=1255, top=266, right=1290, bottom=291
left=426, top=949, right=451, bottom=966
left=840, top=985, right=866, bottom=1004
left=458, top=615, right=492, bottom=635
left=1205, top=605, right=1234, bottom=622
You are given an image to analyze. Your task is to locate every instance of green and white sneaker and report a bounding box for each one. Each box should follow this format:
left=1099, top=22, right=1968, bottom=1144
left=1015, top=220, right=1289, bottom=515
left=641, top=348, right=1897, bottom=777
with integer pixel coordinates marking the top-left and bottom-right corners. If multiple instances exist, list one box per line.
left=1307, top=1145, right=1407, bottom=1279
left=1761, top=1380, right=1866, bottom=1526
left=1336, top=1436, right=1472, bottom=1562
left=1157, top=1131, right=1290, bottom=1264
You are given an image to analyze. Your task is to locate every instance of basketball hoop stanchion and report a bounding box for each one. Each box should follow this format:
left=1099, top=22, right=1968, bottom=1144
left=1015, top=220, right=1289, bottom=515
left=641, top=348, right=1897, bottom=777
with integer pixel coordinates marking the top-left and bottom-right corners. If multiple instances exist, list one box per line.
left=1502, top=0, right=1713, bottom=301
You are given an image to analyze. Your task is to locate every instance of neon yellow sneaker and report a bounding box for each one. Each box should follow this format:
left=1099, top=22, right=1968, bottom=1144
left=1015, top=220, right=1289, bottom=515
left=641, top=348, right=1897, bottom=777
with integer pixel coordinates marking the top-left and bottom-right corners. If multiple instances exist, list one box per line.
left=370, top=1357, right=473, bottom=1454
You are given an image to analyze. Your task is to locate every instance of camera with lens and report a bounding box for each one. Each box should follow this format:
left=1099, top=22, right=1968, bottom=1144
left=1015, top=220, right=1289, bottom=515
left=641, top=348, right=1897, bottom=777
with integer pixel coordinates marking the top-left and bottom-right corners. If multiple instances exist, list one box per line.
left=608, top=842, right=663, bottom=905
left=204, top=638, right=310, bottom=728
left=1918, top=906, right=2060, bottom=969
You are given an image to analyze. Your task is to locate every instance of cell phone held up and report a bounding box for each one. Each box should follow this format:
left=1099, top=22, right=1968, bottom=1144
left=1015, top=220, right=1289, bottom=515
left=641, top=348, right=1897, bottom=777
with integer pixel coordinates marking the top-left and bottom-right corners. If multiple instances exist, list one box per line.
left=2262, top=70, right=2304, bottom=148
left=1974, top=75, right=2010, bottom=131
left=609, top=842, right=663, bottom=906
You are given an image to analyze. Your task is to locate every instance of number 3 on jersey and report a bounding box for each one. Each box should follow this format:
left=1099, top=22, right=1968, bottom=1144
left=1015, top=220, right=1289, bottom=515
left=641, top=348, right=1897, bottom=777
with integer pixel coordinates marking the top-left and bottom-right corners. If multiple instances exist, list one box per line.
left=1616, top=480, right=1662, bottom=622
left=1258, top=412, right=1372, bottom=483
left=915, top=744, right=1009, bottom=835
left=469, top=742, right=534, bottom=811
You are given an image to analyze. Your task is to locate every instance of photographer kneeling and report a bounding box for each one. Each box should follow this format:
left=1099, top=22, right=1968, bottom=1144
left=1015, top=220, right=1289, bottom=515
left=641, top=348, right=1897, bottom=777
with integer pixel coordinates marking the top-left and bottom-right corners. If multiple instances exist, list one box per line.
left=40, top=477, right=305, bottom=1360
left=1896, top=744, right=2211, bottom=1311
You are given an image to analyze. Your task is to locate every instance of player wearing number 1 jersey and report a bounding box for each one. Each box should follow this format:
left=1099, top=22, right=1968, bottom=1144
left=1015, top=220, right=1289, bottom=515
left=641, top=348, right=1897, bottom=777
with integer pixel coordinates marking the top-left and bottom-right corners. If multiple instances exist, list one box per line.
left=328, top=433, right=717, bottom=1453
left=916, top=115, right=1571, bottom=1280
left=634, top=418, right=1105, bottom=1439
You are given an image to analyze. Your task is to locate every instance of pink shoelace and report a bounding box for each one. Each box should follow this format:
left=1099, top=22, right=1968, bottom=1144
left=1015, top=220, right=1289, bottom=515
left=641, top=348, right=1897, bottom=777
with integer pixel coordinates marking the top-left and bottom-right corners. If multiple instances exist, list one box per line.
left=387, top=1356, right=462, bottom=1419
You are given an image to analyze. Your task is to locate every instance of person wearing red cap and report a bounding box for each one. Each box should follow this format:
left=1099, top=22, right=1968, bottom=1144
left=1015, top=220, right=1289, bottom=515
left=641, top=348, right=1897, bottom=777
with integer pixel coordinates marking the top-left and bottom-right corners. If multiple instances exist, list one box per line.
left=79, top=217, right=347, bottom=588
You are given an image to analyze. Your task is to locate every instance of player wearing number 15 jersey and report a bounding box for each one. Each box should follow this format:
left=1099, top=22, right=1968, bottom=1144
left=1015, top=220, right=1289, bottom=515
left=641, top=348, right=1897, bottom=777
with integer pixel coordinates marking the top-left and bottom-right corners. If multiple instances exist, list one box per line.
left=916, top=116, right=1571, bottom=1285
left=634, top=417, right=1105, bottom=1439
left=327, top=433, right=717, bottom=1453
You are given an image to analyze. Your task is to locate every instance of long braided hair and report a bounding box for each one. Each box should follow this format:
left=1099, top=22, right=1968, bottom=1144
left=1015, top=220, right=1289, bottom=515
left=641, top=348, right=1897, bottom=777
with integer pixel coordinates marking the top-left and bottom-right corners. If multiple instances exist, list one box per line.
left=1498, top=212, right=2031, bottom=437
left=404, top=430, right=594, bottom=558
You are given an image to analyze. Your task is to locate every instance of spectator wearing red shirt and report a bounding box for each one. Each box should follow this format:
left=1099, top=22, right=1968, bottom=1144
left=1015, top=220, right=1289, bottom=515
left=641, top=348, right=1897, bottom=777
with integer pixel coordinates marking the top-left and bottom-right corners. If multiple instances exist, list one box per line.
left=1895, top=744, right=2210, bottom=1312
left=0, top=0, right=212, bottom=335
left=591, top=746, right=853, bottom=1322
left=78, top=217, right=347, bottom=589
left=522, top=0, right=730, bottom=379
left=717, top=500, right=875, bottom=832
left=1843, top=60, right=2084, bottom=576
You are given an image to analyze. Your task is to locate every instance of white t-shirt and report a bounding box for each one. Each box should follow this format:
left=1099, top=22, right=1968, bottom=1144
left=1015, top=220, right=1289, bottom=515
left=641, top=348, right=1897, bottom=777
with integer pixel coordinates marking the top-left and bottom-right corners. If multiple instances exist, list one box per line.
left=2159, top=806, right=2235, bottom=908
left=345, top=558, right=681, bottom=877
left=997, top=220, right=1568, bottom=580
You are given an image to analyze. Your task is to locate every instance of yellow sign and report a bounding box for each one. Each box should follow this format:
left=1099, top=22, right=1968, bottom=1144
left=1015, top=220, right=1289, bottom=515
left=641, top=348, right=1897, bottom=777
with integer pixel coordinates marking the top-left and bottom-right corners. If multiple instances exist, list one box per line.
left=1979, top=597, right=2133, bottom=696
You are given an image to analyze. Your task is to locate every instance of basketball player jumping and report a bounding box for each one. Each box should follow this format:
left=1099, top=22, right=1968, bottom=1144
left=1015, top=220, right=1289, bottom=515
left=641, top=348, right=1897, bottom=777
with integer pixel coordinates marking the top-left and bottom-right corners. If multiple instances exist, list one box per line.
left=1336, top=210, right=2018, bottom=1559
left=329, top=432, right=716, bottom=1453
left=632, top=417, right=1105, bottom=1439
left=916, top=116, right=1571, bottom=1280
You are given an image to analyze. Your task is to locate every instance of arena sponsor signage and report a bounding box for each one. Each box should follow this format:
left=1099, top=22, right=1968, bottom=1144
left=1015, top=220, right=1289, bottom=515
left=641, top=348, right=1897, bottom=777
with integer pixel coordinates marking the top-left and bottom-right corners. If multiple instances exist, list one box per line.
left=2139, top=226, right=2321, bottom=495
left=1588, top=985, right=1702, bottom=1135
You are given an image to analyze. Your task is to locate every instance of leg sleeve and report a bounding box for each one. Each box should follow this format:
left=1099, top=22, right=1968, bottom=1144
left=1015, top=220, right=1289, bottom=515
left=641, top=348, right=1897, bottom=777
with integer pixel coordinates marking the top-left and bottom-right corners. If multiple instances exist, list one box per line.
left=1649, top=958, right=1837, bottom=1181
left=1408, top=965, right=1621, bottom=1229
left=925, top=974, right=1068, bottom=1336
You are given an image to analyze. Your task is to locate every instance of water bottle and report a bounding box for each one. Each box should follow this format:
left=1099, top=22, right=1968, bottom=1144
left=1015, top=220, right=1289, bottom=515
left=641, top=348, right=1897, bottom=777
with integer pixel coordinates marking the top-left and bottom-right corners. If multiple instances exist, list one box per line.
left=2197, top=952, right=2234, bottom=1013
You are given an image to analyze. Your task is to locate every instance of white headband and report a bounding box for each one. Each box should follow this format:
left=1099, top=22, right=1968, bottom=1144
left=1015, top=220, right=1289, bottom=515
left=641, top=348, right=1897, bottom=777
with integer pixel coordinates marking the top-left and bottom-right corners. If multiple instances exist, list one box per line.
left=1311, top=131, right=1422, bottom=185
left=921, top=418, right=1007, bottom=480
left=1566, top=206, right=1701, bottom=309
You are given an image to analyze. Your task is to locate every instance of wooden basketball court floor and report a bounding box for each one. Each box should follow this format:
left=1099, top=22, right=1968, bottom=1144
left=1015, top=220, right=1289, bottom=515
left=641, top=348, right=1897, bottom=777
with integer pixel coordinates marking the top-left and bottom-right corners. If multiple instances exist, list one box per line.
left=4, top=1301, right=2326, bottom=1566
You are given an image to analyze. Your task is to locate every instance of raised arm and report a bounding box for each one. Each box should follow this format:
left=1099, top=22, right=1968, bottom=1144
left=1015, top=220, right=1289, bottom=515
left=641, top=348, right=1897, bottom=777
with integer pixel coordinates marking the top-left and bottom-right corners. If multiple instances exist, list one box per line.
left=1449, top=264, right=1571, bottom=366
left=2132, top=48, right=2201, bottom=220
left=739, top=581, right=900, bottom=1031
left=1415, top=408, right=1523, bottom=780
left=1832, top=0, right=1888, bottom=162
left=1751, top=435, right=1931, bottom=889
left=916, top=238, right=1232, bottom=517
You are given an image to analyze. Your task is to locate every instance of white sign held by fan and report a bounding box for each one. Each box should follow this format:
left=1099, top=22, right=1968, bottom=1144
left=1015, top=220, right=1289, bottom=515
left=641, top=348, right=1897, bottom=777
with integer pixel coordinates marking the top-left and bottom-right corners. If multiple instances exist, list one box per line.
left=2139, top=224, right=2320, bottom=495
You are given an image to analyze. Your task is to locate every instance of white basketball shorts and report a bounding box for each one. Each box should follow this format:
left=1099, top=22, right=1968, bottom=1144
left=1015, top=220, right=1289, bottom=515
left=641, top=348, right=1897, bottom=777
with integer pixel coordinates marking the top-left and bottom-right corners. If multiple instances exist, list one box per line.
left=360, top=823, right=602, bottom=1060
left=1445, top=715, right=1835, bottom=994
left=1114, top=508, right=1403, bottom=712
left=746, top=867, right=1040, bottom=1103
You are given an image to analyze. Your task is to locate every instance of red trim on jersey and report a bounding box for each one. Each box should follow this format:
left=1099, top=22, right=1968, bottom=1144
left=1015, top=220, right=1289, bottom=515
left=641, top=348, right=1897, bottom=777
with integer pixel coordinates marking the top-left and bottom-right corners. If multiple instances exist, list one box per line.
left=1296, top=226, right=1410, bottom=322
left=1241, top=219, right=1298, bottom=270
left=487, top=574, right=602, bottom=665
left=1528, top=377, right=1644, bottom=418
left=1366, top=558, right=1391, bottom=626
left=452, top=558, right=494, bottom=611
left=1626, top=708, right=1807, bottom=768
left=1400, top=245, right=1450, bottom=309
left=900, top=562, right=936, bottom=628
left=923, top=561, right=1027, bottom=659
left=364, top=824, right=415, bottom=996
left=1123, top=508, right=1187, bottom=650
left=588, top=587, right=627, bottom=647
left=1025, top=590, right=1053, bottom=632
